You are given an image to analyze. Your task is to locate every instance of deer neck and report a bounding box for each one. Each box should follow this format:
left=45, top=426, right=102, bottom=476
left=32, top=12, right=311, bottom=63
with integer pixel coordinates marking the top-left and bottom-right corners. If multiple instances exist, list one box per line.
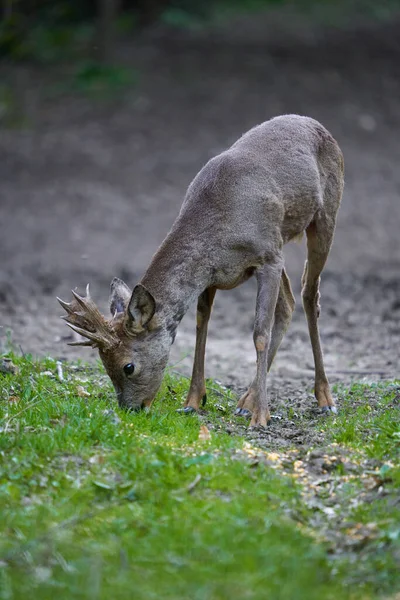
left=140, top=226, right=210, bottom=341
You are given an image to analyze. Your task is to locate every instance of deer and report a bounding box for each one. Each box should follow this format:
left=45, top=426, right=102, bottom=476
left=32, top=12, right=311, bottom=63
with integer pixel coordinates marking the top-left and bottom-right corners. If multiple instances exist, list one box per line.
left=58, top=114, right=344, bottom=428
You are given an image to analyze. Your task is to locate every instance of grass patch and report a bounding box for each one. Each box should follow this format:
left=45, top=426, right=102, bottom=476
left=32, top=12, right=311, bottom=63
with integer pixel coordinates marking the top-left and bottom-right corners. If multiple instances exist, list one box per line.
left=326, top=382, right=400, bottom=457
left=0, top=355, right=399, bottom=599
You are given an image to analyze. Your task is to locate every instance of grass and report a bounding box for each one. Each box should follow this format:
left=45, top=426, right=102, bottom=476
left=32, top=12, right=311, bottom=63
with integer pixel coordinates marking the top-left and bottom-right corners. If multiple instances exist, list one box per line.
left=0, top=354, right=399, bottom=599
left=324, top=382, right=400, bottom=457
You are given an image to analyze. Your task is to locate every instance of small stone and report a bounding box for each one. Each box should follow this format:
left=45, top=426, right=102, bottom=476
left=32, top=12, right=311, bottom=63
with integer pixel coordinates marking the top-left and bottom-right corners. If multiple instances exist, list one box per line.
left=0, top=358, right=19, bottom=375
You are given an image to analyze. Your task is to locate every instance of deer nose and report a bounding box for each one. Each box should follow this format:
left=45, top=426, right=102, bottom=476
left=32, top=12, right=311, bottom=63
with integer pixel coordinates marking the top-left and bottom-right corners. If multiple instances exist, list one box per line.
left=119, top=394, right=145, bottom=412
left=114, top=387, right=146, bottom=412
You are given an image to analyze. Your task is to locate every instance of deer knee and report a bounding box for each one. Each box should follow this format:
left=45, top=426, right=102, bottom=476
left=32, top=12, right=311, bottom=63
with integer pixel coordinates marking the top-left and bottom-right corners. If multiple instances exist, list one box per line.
left=253, top=333, right=270, bottom=352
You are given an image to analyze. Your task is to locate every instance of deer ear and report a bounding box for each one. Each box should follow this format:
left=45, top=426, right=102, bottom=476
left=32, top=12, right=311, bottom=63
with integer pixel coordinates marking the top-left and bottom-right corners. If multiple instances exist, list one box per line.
left=126, top=284, right=156, bottom=333
left=109, top=278, right=132, bottom=315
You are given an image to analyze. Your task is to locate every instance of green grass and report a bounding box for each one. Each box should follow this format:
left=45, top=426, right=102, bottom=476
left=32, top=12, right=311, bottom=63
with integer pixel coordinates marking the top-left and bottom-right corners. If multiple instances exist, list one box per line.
left=325, top=382, right=400, bottom=458
left=0, top=355, right=399, bottom=599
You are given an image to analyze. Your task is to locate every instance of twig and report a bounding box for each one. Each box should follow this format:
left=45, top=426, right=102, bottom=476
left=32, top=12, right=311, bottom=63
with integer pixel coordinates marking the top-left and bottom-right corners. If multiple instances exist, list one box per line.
left=186, top=474, right=201, bottom=493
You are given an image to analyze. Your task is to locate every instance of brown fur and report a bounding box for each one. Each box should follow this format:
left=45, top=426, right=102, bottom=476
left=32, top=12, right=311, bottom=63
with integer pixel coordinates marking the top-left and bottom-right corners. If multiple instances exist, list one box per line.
left=59, top=115, right=344, bottom=425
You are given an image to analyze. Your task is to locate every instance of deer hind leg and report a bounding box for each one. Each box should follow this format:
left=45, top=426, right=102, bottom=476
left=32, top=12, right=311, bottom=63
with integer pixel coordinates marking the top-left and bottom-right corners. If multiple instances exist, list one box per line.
left=302, top=216, right=337, bottom=413
left=182, top=287, right=217, bottom=414
left=235, top=257, right=283, bottom=427
left=267, top=267, right=295, bottom=371
left=236, top=267, right=294, bottom=419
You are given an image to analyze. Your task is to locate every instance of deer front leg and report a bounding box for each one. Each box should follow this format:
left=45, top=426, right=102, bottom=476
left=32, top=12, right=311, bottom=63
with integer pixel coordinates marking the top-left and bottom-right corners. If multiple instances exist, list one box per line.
left=235, top=258, right=283, bottom=427
left=182, top=287, right=217, bottom=414
left=236, top=265, right=293, bottom=419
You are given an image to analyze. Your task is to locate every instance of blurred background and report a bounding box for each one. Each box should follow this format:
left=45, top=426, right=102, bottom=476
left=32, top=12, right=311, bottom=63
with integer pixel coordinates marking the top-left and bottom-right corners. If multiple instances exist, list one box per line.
left=0, top=0, right=399, bottom=391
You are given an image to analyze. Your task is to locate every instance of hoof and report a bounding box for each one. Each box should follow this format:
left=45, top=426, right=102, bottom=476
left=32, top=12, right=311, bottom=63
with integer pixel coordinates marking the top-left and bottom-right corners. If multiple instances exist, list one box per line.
left=235, top=408, right=252, bottom=418
left=177, top=406, right=197, bottom=415
left=249, top=423, right=269, bottom=431
left=320, top=406, right=338, bottom=415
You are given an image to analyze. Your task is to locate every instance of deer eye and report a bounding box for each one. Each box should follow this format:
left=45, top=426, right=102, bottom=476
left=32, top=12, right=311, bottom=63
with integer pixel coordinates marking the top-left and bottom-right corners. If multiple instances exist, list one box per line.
left=123, top=363, right=135, bottom=376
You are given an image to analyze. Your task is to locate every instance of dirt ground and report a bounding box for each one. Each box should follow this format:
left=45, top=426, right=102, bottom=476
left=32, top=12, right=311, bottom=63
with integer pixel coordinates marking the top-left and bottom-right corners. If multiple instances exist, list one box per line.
left=1, top=17, right=399, bottom=416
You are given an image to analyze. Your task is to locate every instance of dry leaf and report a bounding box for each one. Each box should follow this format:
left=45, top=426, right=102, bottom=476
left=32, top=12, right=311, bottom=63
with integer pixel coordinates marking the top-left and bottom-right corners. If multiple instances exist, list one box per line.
left=198, top=425, right=211, bottom=441
left=76, top=385, right=90, bottom=397
left=266, top=452, right=281, bottom=462
left=8, top=395, right=20, bottom=403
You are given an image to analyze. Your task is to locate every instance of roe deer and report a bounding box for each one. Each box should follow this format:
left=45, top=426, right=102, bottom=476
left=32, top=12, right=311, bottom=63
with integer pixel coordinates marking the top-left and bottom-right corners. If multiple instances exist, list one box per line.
left=58, top=114, right=344, bottom=427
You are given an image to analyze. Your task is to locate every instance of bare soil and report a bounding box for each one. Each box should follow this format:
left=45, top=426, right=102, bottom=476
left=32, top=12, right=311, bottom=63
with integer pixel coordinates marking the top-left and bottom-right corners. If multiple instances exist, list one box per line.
left=1, top=19, right=399, bottom=418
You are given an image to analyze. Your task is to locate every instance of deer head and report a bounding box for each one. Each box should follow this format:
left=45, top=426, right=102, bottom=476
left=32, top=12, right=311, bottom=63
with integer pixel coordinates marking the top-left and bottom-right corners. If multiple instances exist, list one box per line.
left=57, top=278, right=171, bottom=411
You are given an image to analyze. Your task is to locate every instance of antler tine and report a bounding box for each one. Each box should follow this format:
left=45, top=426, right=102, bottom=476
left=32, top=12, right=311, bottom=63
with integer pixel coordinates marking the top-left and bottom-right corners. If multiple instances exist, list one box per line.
left=65, top=322, right=105, bottom=344
left=57, top=285, right=119, bottom=351
left=71, top=288, right=89, bottom=310
left=58, top=292, right=95, bottom=331
left=71, top=283, right=90, bottom=301
left=70, top=286, right=107, bottom=326
left=60, top=314, right=76, bottom=324
left=56, top=297, right=74, bottom=314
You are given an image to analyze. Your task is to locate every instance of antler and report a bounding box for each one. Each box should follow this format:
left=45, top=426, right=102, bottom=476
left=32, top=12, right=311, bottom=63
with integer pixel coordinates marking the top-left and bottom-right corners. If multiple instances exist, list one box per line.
left=57, top=284, right=119, bottom=350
